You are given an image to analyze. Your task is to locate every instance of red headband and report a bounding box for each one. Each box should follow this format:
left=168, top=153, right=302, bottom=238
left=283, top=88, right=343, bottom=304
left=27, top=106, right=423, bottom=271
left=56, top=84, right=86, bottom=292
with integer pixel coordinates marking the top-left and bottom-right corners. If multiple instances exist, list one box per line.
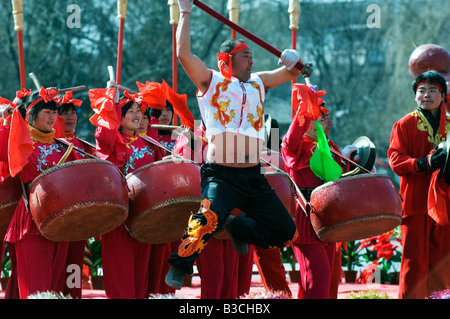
left=216, top=42, right=250, bottom=79
left=416, top=81, right=444, bottom=93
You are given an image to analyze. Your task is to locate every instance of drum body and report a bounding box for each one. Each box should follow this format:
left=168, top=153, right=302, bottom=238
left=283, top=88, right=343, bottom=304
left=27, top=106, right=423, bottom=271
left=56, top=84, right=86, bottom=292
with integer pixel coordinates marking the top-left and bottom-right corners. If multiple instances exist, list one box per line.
left=125, top=159, right=202, bottom=244
left=309, top=174, right=402, bottom=242
left=0, top=176, right=22, bottom=238
left=29, top=159, right=129, bottom=242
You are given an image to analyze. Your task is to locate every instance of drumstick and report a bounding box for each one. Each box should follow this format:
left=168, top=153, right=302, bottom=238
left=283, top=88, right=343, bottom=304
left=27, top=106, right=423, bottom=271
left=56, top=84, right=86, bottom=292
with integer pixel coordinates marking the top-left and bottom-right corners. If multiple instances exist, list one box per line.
left=150, top=124, right=182, bottom=130
left=151, top=125, right=209, bottom=143
left=57, top=143, right=74, bottom=165
left=54, top=138, right=98, bottom=160
left=260, top=157, right=310, bottom=217
left=329, top=149, right=372, bottom=174
left=139, top=134, right=187, bottom=161
left=107, top=65, right=138, bottom=95
left=108, top=65, right=115, bottom=82
left=29, top=72, right=41, bottom=90
left=58, top=86, right=86, bottom=93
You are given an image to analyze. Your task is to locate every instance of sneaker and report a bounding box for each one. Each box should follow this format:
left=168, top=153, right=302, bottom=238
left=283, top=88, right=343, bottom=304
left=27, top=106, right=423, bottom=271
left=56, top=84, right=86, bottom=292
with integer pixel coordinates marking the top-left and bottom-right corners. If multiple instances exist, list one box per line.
left=165, top=265, right=187, bottom=290
left=225, top=215, right=249, bottom=255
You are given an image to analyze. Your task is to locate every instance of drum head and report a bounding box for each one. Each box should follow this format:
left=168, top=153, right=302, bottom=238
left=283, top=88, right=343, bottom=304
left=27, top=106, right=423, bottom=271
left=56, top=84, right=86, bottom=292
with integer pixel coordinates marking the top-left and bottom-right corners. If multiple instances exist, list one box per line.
left=125, top=159, right=202, bottom=244
left=29, top=159, right=129, bottom=242
left=310, top=174, right=402, bottom=242
left=314, top=214, right=401, bottom=243
left=40, top=203, right=128, bottom=242
left=126, top=198, right=201, bottom=244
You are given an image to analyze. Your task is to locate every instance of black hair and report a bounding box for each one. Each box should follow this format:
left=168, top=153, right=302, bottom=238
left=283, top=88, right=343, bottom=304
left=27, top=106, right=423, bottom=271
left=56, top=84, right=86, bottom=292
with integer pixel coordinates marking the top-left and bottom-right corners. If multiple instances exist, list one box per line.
left=149, top=100, right=173, bottom=119
left=218, top=38, right=247, bottom=54
left=121, top=100, right=136, bottom=118
left=142, top=107, right=150, bottom=120
left=412, top=71, right=448, bottom=97
left=57, top=103, right=77, bottom=115
left=16, top=90, right=58, bottom=124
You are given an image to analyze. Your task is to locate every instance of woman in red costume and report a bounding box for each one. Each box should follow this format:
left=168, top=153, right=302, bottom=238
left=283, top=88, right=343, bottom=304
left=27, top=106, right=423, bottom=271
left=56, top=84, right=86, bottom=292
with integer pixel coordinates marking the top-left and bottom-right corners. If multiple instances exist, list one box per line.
left=89, top=81, right=164, bottom=299
left=388, top=71, right=450, bottom=299
left=282, top=85, right=341, bottom=299
left=0, top=88, right=78, bottom=298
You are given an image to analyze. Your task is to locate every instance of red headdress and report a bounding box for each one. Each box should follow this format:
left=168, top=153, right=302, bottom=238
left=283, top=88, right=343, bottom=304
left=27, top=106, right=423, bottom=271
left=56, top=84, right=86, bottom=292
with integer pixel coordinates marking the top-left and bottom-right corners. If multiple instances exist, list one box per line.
left=137, top=80, right=195, bottom=130
left=57, top=91, right=83, bottom=107
left=216, top=42, right=250, bottom=79
left=12, top=88, right=32, bottom=105
left=292, top=83, right=327, bottom=126
left=8, top=87, right=60, bottom=176
left=161, top=80, right=194, bottom=130
left=135, top=81, right=166, bottom=110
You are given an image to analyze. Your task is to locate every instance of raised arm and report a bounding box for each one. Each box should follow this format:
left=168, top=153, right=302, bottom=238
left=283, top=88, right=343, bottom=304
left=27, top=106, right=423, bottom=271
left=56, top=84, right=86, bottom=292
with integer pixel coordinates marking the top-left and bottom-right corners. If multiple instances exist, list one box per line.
left=258, top=49, right=307, bottom=90
left=176, top=1, right=212, bottom=93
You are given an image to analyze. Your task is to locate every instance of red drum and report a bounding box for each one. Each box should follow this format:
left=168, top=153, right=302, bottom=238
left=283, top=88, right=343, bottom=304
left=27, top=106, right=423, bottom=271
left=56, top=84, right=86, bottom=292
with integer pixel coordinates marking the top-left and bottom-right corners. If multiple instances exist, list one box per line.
left=29, top=159, right=129, bottom=242
left=125, top=159, right=202, bottom=244
left=213, top=170, right=296, bottom=240
left=309, top=174, right=402, bottom=243
left=0, top=176, right=22, bottom=238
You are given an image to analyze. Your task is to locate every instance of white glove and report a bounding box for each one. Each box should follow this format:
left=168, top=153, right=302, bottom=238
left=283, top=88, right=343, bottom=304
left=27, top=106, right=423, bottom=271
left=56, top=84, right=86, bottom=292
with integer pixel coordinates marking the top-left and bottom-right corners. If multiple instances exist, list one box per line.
left=0, top=103, right=13, bottom=119
left=278, top=49, right=300, bottom=71
left=341, top=145, right=358, bottom=161
left=178, top=0, right=194, bottom=13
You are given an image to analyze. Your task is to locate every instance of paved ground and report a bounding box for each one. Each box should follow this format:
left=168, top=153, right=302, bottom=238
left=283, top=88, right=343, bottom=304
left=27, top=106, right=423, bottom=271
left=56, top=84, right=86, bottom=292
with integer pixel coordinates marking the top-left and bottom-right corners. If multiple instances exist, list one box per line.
left=0, top=275, right=398, bottom=299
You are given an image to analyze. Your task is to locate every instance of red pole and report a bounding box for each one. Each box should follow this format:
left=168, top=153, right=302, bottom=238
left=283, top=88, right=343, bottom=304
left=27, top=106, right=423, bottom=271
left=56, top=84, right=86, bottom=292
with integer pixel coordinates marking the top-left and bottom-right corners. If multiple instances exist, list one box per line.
left=172, top=24, right=178, bottom=93
left=17, top=30, right=26, bottom=89
left=172, top=23, right=178, bottom=125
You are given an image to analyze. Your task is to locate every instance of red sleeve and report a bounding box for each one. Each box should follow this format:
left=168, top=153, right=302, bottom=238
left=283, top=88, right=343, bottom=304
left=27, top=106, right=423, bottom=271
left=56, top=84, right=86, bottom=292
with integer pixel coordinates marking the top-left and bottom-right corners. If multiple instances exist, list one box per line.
left=0, top=125, right=10, bottom=163
left=281, top=116, right=311, bottom=173
left=388, top=120, right=423, bottom=176
left=94, top=126, right=119, bottom=160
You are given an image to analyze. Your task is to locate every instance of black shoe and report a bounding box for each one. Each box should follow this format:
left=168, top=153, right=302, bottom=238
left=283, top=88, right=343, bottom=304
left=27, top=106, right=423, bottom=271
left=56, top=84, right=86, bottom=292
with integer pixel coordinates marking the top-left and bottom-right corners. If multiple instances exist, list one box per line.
left=225, top=215, right=249, bottom=255
left=165, top=266, right=187, bottom=290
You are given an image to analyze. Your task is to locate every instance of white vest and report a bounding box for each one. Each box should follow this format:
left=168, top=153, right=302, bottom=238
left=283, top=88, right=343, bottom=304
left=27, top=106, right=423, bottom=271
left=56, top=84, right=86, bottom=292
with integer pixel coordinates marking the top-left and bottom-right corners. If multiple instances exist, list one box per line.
left=197, top=70, right=266, bottom=141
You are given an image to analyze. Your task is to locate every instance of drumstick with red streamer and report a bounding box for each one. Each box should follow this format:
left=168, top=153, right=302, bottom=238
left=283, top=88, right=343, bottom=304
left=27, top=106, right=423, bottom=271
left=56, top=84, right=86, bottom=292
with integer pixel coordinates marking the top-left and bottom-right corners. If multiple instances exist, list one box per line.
left=193, top=0, right=312, bottom=76
left=304, top=78, right=372, bottom=174
left=11, top=0, right=26, bottom=89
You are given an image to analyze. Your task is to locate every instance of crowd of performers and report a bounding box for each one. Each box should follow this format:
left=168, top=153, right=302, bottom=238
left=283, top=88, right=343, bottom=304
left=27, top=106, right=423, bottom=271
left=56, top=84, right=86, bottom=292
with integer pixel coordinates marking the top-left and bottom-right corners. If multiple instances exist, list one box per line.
left=1, top=0, right=450, bottom=300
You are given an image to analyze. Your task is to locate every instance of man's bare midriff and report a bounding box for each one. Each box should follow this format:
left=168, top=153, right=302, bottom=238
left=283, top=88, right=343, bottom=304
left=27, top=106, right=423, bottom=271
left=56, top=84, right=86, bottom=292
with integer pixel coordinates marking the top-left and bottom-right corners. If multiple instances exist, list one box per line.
left=207, top=132, right=263, bottom=168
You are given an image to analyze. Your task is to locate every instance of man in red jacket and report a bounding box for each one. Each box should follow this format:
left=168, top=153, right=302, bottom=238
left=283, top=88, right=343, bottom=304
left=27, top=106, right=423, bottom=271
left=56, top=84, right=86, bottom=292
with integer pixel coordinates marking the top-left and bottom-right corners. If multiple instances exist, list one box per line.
left=388, top=70, right=450, bottom=299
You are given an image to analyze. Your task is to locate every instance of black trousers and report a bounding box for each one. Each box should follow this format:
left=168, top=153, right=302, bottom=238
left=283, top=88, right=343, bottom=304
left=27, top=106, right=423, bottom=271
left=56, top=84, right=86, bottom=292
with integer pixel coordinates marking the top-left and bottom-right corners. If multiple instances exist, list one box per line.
left=168, top=162, right=298, bottom=275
